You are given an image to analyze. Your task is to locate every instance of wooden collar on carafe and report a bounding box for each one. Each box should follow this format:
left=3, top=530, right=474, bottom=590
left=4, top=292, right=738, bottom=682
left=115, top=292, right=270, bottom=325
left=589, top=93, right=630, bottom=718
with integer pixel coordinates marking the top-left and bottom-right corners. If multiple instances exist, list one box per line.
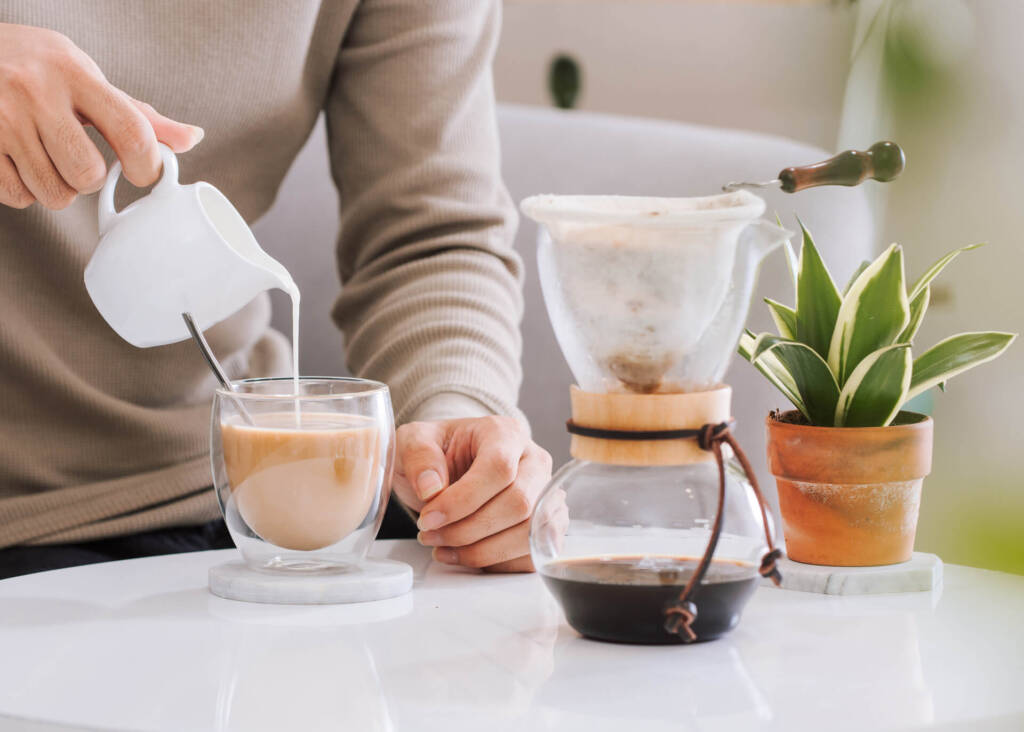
left=568, top=385, right=732, bottom=466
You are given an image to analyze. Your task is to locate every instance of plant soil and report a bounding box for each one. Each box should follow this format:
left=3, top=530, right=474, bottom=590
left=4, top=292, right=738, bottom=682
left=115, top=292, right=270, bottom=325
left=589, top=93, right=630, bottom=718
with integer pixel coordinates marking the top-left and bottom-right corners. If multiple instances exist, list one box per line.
left=768, top=409, right=929, bottom=428
left=769, top=409, right=809, bottom=426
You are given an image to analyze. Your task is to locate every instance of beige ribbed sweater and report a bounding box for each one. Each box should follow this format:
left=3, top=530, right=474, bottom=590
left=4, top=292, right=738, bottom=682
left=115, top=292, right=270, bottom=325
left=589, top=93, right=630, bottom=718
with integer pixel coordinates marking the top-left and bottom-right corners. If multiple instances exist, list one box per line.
left=0, top=1, right=523, bottom=548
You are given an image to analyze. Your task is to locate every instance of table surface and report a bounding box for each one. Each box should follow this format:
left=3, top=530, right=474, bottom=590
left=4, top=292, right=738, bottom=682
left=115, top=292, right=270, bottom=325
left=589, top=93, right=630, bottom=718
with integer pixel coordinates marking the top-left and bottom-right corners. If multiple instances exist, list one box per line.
left=1, top=541, right=1023, bottom=732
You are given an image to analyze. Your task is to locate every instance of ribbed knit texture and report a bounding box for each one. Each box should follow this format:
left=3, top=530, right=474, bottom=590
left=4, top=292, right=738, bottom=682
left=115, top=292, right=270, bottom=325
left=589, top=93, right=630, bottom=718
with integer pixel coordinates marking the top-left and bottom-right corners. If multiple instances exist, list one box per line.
left=0, top=1, right=522, bottom=548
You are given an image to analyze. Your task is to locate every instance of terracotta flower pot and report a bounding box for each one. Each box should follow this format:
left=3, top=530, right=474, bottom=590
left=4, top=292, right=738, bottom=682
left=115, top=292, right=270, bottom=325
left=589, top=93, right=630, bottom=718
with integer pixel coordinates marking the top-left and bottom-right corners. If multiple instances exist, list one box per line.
left=765, top=411, right=933, bottom=567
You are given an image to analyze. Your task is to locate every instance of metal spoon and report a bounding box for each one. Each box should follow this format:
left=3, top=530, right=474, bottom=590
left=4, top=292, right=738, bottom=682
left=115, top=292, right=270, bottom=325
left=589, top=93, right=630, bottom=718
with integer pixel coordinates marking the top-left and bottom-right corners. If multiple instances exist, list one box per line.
left=723, top=141, right=905, bottom=194
left=182, top=312, right=255, bottom=425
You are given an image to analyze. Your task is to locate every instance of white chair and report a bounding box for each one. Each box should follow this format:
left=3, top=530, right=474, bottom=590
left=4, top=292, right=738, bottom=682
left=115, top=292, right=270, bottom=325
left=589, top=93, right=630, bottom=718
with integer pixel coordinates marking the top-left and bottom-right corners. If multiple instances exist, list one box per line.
left=253, top=104, right=874, bottom=509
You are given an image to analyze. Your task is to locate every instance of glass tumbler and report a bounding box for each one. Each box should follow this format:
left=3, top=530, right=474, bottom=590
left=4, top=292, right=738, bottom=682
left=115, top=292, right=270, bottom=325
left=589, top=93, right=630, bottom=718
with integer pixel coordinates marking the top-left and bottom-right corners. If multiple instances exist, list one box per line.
left=211, top=377, right=395, bottom=572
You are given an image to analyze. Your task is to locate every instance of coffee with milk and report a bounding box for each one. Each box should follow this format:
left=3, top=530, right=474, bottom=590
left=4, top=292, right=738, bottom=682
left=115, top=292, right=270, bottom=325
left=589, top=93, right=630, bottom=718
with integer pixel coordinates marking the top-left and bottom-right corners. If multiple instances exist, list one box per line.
left=222, top=412, right=381, bottom=551
left=87, top=145, right=382, bottom=555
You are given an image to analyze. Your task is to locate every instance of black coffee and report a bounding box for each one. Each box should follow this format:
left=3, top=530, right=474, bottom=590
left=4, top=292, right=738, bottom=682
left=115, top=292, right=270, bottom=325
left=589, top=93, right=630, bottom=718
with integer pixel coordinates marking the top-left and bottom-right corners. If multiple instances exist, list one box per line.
left=541, top=555, right=759, bottom=645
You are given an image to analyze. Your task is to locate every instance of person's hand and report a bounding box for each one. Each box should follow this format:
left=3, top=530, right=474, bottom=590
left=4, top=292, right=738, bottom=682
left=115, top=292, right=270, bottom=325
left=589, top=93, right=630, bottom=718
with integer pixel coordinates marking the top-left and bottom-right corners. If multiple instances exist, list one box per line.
left=393, top=416, right=555, bottom=572
left=0, top=23, right=203, bottom=210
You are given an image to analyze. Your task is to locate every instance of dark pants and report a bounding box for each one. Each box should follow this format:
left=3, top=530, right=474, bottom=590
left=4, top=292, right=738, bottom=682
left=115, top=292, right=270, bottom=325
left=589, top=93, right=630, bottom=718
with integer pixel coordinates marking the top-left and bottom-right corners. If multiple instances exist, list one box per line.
left=0, top=498, right=417, bottom=581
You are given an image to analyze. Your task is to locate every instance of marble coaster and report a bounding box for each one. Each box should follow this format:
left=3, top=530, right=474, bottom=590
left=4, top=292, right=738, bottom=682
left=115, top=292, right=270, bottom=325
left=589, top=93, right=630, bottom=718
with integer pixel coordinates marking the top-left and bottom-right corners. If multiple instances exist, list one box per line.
left=208, top=558, right=413, bottom=604
left=765, top=552, right=943, bottom=595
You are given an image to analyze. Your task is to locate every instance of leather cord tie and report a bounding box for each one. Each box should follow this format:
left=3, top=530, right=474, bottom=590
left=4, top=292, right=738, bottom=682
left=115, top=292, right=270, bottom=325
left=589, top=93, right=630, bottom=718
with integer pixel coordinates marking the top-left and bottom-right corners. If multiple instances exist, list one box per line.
left=696, top=420, right=732, bottom=451
left=563, top=416, right=784, bottom=642
left=566, top=421, right=724, bottom=442
left=759, top=548, right=783, bottom=585
left=664, top=601, right=698, bottom=643
left=661, top=420, right=783, bottom=642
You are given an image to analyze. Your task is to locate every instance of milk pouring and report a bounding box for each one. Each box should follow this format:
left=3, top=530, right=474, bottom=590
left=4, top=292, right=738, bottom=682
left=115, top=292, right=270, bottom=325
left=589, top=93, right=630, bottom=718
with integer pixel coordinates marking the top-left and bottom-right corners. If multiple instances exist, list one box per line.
left=84, top=147, right=406, bottom=591
left=85, top=144, right=301, bottom=389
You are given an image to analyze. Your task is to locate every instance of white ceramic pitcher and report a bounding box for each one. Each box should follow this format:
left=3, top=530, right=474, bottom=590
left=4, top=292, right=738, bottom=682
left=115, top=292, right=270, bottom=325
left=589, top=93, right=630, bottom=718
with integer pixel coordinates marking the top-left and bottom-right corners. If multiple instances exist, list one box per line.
left=85, top=145, right=297, bottom=348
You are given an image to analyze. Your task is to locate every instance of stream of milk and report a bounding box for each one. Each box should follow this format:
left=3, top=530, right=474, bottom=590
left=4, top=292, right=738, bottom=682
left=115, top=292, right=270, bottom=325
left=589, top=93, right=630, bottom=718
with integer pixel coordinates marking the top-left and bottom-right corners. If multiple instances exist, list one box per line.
left=284, top=284, right=302, bottom=425
left=289, top=287, right=301, bottom=396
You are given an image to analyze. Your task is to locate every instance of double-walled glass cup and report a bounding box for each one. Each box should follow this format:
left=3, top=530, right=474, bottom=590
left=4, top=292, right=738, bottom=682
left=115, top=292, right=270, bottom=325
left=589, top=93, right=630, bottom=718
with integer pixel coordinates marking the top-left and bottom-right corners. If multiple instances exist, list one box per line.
left=211, top=377, right=395, bottom=572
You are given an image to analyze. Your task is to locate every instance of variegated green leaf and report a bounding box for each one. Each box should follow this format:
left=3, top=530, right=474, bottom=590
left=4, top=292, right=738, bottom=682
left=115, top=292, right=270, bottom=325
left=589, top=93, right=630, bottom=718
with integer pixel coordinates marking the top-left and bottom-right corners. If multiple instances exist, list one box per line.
left=784, top=241, right=799, bottom=288
left=827, top=243, right=910, bottom=385
left=906, top=332, right=1017, bottom=402
left=897, top=286, right=930, bottom=344
left=756, top=340, right=840, bottom=425
left=738, top=329, right=757, bottom=358
left=843, top=260, right=871, bottom=296
left=751, top=333, right=791, bottom=361
left=795, top=220, right=842, bottom=361
left=764, top=299, right=796, bottom=339
left=834, top=344, right=912, bottom=427
left=738, top=331, right=804, bottom=412
left=909, top=243, right=983, bottom=301
left=779, top=215, right=799, bottom=289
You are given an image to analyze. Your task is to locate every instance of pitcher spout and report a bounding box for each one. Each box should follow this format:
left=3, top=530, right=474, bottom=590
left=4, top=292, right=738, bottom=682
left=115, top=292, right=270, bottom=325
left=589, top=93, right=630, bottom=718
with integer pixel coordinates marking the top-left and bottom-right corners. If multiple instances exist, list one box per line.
left=742, top=219, right=793, bottom=265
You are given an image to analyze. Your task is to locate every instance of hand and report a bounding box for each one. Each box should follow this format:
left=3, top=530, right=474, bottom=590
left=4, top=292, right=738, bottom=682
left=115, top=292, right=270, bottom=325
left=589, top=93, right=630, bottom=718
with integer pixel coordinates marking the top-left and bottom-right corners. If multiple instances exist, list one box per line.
left=0, top=23, right=203, bottom=210
left=393, top=415, right=555, bottom=572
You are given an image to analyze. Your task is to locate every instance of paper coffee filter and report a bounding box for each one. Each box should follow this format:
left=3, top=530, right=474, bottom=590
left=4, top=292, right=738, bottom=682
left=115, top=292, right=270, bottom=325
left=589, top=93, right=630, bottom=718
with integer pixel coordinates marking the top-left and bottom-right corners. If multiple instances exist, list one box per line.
left=520, top=190, right=766, bottom=229
left=524, top=191, right=778, bottom=394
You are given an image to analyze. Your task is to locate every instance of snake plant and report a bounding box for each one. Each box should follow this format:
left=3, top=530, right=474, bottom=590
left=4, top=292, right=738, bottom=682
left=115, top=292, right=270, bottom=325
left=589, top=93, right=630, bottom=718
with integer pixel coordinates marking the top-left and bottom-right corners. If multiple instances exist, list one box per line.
left=739, top=222, right=1017, bottom=427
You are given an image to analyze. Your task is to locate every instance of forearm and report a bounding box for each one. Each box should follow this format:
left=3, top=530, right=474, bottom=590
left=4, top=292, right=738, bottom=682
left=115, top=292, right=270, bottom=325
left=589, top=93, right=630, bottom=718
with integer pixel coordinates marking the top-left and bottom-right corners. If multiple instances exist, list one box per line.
left=325, top=0, right=523, bottom=425
left=333, top=248, right=524, bottom=425
left=412, top=393, right=493, bottom=423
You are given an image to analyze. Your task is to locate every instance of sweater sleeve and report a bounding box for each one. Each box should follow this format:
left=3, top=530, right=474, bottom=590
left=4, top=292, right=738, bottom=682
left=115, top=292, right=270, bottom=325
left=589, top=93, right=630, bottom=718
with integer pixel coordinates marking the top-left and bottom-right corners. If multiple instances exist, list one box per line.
left=324, top=0, right=524, bottom=426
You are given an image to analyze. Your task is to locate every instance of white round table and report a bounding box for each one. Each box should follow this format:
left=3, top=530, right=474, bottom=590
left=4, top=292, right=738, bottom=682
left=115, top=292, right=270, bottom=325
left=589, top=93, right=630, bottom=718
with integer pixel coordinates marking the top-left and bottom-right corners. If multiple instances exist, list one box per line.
left=0, top=540, right=1022, bottom=732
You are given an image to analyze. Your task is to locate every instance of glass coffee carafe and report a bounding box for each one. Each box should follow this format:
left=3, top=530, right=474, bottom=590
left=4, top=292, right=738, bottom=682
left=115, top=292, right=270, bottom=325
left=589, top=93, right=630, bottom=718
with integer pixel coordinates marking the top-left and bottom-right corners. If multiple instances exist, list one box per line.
left=522, top=191, right=789, bottom=644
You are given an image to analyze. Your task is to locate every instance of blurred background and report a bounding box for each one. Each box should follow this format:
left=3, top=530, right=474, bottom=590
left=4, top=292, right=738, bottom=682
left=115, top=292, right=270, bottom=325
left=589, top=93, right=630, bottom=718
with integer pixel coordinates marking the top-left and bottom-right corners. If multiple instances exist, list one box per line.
left=260, top=0, right=1022, bottom=574
left=495, top=0, right=1023, bottom=574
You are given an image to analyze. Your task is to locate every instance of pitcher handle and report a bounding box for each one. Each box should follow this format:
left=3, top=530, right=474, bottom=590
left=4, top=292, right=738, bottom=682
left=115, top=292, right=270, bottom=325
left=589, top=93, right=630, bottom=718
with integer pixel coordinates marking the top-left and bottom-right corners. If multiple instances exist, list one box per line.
left=97, top=144, right=180, bottom=236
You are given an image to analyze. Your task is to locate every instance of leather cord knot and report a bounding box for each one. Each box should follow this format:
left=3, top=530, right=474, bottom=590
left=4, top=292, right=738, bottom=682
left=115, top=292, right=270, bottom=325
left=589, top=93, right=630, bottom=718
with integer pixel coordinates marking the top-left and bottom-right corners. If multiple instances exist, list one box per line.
left=696, top=420, right=732, bottom=451
left=663, top=601, right=698, bottom=643
left=759, top=547, right=783, bottom=586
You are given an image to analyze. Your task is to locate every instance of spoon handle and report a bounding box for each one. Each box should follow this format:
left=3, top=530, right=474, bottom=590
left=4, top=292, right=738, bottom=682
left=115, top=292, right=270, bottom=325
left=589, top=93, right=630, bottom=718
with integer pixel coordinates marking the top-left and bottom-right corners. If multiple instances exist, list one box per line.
left=778, top=141, right=905, bottom=193
left=182, top=313, right=234, bottom=391
left=182, top=313, right=255, bottom=425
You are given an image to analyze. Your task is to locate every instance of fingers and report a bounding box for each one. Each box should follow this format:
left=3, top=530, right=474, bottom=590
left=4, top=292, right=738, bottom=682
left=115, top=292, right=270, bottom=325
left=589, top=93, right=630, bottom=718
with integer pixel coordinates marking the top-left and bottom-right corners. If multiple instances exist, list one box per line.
left=0, top=25, right=202, bottom=210
left=6, top=133, right=76, bottom=209
left=432, top=519, right=531, bottom=570
left=476, top=494, right=566, bottom=574
left=419, top=445, right=551, bottom=548
left=37, top=110, right=106, bottom=194
left=130, top=99, right=203, bottom=154
left=409, top=416, right=553, bottom=572
left=483, top=555, right=535, bottom=574
left=0, top=155, right=33, bottom=208
left=395, top=421, right=450, bottom=505
left=418, top=416, right=528, bottom=531
left=74, top=79, right=161, bottom=187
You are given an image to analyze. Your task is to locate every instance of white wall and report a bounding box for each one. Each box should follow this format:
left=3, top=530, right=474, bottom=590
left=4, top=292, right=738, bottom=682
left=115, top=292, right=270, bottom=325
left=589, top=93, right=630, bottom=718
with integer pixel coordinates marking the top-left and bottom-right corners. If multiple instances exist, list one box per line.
left=495, top=0, right=858, bottom=149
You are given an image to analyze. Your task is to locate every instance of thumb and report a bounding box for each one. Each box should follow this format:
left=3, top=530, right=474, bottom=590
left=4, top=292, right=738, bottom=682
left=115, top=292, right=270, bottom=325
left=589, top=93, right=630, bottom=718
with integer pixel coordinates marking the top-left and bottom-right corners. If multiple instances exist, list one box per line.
left=131, top=99, right=204, bottom=153
left=396, top=421, right=450, bottom=503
